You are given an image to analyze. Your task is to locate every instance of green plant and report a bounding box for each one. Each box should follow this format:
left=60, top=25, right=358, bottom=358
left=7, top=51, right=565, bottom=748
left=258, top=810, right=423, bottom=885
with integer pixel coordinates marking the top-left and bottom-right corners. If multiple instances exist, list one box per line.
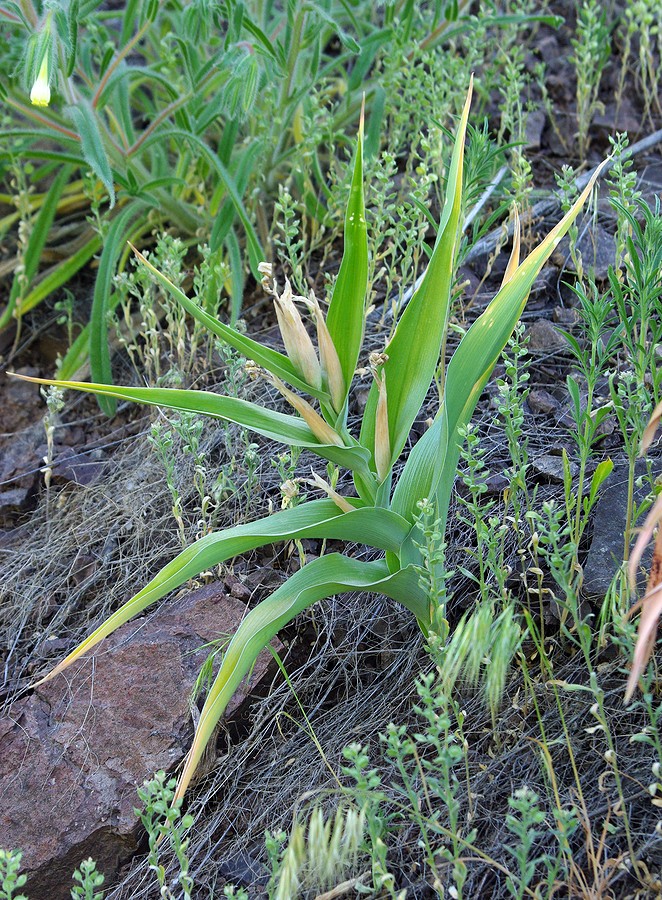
left=0, top=770, right=199, bottom=900
left=606, top=133, right=642, bottom=271
left=16, top=81, right=608, bottom=805
left=387, top=663, right=475, bottom=898
left=268, top=803, right=366, bottom=899
left=570, top=0, right=611, bottom=159
left=497, top=45, right=534, bottom=233
left=503, top=787, right=547, bottom=900
left=617, top=0, right=661, bottom=124
left=557, top=193, right=662, bottom=577
left=70, top=859, right=104, bottom=900
left=0, top=851, right=104, bottom=900
left=1, top=1, right=551, bottom=382
left=559, top=279, right=620, bottom=566
left=340, top=741, right=398, bottom=897
left=135, top=770, right=195, bottom=899
left=555, top=164, right=583, bottom=279
left=609, top=197, right=662, bottom=392
left=337, top=638, right=582, bottom=899
left=0, top=851, right=27, bottom=900
left=0, top=0, right=376, bottom=381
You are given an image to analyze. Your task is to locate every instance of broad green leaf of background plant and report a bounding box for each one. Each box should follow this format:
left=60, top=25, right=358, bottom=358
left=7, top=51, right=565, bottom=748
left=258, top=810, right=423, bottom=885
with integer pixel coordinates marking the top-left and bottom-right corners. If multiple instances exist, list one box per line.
left=359, top=79, right=473, bottom=472
left=65, top=100, right=116, bottom=207
left=33, top=500, right=411, bottom=686
left=89, top=204, right=144, bottom=414
left=140, top=129, right=263, bottom=276
left=174, top=553, right=428, bottom=801
left=7, top=231, right=103, bottom=321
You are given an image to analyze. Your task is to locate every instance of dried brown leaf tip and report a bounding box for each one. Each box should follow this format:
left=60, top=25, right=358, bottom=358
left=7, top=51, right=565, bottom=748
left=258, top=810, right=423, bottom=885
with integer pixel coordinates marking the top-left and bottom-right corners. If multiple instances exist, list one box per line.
left=625, top=403, right=662, bottom=701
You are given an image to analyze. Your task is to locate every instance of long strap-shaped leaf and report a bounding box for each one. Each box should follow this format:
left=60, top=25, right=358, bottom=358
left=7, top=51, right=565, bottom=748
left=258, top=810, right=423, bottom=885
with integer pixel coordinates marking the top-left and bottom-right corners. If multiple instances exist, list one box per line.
left=90, top=204, right=144, bottom=414
left=359, top=79, right=473, bottom=472
left=174, top=553, right=427, bottom=801
left=393, top=158, right=610, bottom=530
left=33, top=500, right=411, bottom=687
left=12, top=374, right=373, bottom=476
left=66, top=100, right=116, bottom=208
left=131, top=247, right=331, bottom=403
left=325, top=116, right=368, bottom=411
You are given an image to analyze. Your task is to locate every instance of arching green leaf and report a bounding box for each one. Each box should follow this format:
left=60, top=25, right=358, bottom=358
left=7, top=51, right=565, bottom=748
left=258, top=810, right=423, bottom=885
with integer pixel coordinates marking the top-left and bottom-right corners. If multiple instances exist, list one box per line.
left=175, top=553, right=427, bottom=800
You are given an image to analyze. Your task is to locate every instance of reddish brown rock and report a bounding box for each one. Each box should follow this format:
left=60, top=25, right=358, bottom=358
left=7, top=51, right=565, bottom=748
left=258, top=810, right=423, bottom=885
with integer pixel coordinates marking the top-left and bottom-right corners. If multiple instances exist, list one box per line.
left=50, top=446, right=106, bottom=487
left=528, top=388, right=560, bottom=417
left=0, top=583, right=281, bottom=899
left=524, top=319, right=566, bottom=352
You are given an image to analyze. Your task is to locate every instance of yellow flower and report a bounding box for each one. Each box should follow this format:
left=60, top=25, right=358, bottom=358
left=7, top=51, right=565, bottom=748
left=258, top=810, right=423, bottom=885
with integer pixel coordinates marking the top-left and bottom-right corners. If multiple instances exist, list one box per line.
left=30, top=54, right=50, bottom=108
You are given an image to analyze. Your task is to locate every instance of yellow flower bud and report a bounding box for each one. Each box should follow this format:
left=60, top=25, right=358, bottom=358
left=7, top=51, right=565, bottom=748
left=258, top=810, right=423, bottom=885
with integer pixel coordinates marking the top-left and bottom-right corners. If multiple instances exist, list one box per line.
left=30, top=54, right=50, bottom=108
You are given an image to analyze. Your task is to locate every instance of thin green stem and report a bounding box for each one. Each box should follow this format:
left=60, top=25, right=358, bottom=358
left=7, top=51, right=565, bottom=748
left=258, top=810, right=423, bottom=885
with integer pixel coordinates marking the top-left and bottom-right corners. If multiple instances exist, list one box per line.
left=92, top=17, right=152, bottom=109
left=127, top=92, right=194, bottom=156
left=0, top=5, right=22, bottom=22
left=5, top=95, right=80, bottom=140
left=417, top=0, right=472, bottom=52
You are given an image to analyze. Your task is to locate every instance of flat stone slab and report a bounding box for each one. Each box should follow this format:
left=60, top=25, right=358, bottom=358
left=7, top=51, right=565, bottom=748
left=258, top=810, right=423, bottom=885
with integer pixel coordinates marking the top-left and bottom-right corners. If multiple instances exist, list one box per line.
left=583, top=460, right=657, bottom=598
left=0, top=582, right=280, bottom=899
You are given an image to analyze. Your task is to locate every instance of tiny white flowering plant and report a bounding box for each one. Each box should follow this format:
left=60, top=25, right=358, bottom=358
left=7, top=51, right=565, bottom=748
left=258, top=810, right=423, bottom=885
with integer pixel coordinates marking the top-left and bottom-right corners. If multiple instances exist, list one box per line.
left=15, top=80, right=606, bottom=803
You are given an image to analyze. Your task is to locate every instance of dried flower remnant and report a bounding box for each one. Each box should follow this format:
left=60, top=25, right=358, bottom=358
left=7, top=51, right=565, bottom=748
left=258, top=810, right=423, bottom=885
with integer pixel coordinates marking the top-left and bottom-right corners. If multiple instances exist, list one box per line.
left=306, top=293, right=345, bottom=413
left=307, top=471, right=354, bottom=513
left=260, top=266, right=322, bottom=391
left=268, top=374, right=345, bottom=448
left=369, top=351, right=390, bottom=483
